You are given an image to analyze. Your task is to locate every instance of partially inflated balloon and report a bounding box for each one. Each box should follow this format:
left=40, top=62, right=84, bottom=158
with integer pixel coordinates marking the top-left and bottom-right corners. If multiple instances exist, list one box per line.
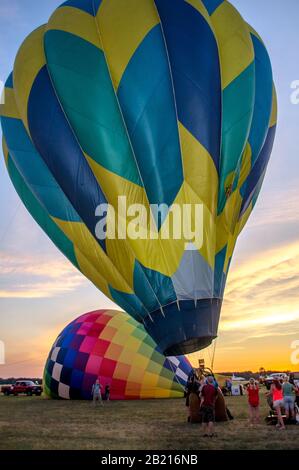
left=43, top=309, right=191, bottom=400
left=1, top=0, right=277, bottom=355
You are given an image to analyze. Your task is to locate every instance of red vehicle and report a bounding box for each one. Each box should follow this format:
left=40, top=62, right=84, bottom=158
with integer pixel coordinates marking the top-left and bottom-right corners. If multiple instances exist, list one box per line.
left=1, top=380, right=43, bottom=396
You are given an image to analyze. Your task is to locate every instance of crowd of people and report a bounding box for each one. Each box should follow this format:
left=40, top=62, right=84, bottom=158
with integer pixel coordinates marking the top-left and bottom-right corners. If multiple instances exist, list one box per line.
left=265, top=376, right=299, bottom=429
left=90, top=372, right=299, bottom=435
left=185, top=372, right=221, bottom=437
left=185, top=371, right=299, bottom=437
left=247, top=374, right=299, bottom=429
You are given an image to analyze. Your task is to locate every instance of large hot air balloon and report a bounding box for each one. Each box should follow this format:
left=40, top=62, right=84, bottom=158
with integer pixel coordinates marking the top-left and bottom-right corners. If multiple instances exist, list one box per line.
left=44, top=309, right=192, bottom=400
left=0, top=0, right=277, bottom=355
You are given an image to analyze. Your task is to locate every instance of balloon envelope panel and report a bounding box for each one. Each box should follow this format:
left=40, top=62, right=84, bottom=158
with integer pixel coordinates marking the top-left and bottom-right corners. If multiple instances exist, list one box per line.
left=44, top=309, right=192, bottom=400
left=1, top=0, right=277, bottom=355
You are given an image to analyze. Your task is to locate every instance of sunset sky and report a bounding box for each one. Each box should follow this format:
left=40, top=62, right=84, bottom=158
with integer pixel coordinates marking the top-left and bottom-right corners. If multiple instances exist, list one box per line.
left=1, top=0, right=299, bottom=378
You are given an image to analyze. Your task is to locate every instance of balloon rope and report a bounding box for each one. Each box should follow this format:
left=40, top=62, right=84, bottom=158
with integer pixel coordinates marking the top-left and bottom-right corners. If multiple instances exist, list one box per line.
left=211, top=339, right=217, bottom=372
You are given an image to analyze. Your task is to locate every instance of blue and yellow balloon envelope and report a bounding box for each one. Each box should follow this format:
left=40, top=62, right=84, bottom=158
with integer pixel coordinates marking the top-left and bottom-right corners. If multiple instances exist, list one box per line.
left=0, top=0, right=277, bottom=355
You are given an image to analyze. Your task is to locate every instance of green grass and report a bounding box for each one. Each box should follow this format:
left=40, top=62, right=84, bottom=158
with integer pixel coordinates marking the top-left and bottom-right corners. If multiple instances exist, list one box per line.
left=0, top=394, right=298, bottom=450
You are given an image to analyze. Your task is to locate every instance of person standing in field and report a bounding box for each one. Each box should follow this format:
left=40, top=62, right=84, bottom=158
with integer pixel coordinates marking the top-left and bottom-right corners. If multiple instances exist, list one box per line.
left=295, top=383, right=299, bottom=408
left=185, top=375, right=201, bottom=423
left=104, top=384, right=111, bottom=401
left=200, top=375, right=218, bottom=437
left=282, top=376, right=296, bottom=421
left=226, top=378, right=232, bottom=396
left=270, top=379, right=285, bottom=429
left=289, top=374, right=299, bottom=408
left=92, top=378, right=103, bottom=406
left=247, top=378, right=260, bottom=426
left=198, top=373, right=206, bottom=392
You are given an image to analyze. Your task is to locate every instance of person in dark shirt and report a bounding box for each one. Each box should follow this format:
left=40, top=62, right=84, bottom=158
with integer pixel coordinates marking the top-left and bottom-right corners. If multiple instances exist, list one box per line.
left=185, top=375, right=200, bottom=422
left=200, top=375, right=218, bottom=437
left=104, top=384, right=110, bottom=401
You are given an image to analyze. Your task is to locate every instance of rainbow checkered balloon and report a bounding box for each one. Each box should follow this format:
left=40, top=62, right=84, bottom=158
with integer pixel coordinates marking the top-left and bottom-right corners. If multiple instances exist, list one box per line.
left=44, top=309, right=192, bottom=400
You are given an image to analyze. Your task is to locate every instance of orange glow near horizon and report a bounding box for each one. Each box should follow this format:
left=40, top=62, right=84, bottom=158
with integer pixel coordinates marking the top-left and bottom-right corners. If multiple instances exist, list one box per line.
left=1, top=240, right=299, bottom=378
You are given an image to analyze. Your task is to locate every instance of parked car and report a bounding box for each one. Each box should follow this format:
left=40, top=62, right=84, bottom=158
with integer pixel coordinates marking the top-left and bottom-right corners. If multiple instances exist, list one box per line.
left=290, top=372, right=299, bottom=387
left=264, top=373, right=288, bottom=390
left=1, top=380, right=42, bottom=396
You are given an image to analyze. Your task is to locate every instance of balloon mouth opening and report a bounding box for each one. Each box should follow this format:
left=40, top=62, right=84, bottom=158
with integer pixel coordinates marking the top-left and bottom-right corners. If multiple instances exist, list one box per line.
left=164, top=336, right=216, bottom=356
left=143, top=299, right=221, bottom=356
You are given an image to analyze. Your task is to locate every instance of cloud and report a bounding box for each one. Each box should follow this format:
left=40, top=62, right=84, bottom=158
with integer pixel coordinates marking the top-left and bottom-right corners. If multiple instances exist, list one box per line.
left=247, top=185, right=299, bottom=230
left=221, top=310, right=299, bottom=332
left=0, top=252, right=86, bottom=298
left=249, top=331, right=295, bottom=340
left=218, top=240, right=299, bottom=345
left=213, top=345, right=245, bottom=351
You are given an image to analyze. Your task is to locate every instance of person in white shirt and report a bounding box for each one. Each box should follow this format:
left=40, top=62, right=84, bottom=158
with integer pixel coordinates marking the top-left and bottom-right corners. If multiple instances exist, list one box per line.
left=92, top=379, right=103, bottom=406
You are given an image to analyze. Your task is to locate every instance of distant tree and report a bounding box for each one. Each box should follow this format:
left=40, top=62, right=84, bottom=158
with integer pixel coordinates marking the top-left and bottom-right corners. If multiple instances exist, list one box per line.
left=0, top=377, right=42, bottom=385
left=259, top=367, right=266, bottom=375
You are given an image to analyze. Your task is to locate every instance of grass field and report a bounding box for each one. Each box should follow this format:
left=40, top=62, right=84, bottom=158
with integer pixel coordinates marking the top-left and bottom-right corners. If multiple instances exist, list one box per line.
left=0, top=394, right=298, bottom=450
